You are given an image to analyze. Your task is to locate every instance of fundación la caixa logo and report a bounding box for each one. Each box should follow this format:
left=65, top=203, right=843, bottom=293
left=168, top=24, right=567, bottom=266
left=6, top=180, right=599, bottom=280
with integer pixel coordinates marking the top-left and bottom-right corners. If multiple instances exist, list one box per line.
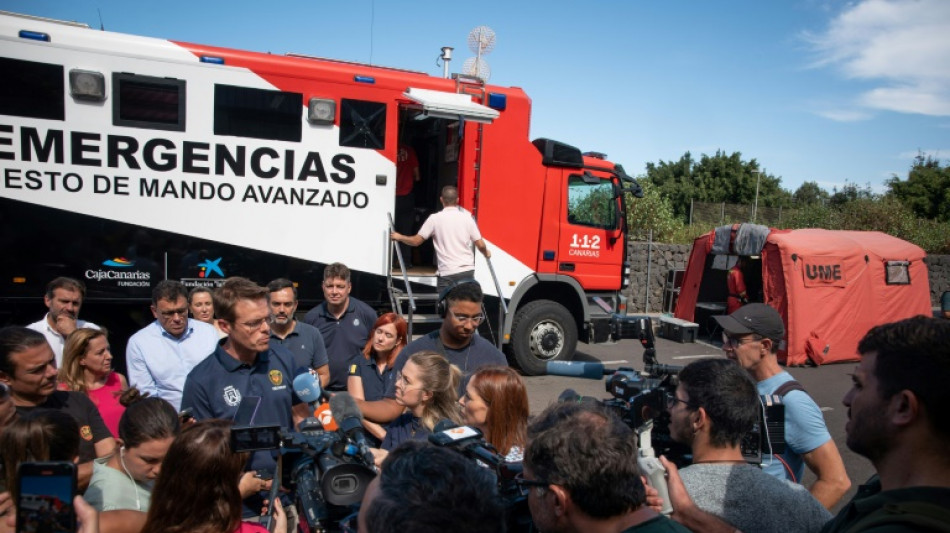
left=86, top=257, right=151, bottom=287
left=182, top=257, right=227, bottom=288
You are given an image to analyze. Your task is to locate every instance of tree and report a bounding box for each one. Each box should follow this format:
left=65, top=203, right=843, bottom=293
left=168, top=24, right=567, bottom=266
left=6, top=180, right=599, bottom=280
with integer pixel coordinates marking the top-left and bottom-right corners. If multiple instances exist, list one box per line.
left=885, top=153, right=950, bottom=222
left=792, top=181, right=830, bottom=206
left=645, top=150, right=789, bottom=222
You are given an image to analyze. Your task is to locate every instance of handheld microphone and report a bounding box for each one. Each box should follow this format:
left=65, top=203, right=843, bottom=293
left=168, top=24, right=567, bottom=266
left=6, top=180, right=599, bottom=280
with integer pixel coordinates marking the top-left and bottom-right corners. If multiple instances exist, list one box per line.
left=428, top=425, right=504, bottom=468
left=293, top=370, right=337, bottom=431
left=433, top=418, right=458, bottom=433
left=329, top=392, right=374, bottom=466
left=546, top=361, right=612, bottom=379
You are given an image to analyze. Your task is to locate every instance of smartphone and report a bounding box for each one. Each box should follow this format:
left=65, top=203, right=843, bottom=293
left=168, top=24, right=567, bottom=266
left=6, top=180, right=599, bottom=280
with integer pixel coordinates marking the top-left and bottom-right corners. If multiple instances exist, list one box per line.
left=16, top=461, right=77, bottom=533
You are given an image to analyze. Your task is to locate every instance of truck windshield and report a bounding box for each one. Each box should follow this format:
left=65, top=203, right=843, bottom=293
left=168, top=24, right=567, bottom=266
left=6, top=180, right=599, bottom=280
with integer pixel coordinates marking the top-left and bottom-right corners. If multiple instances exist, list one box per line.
left=566, top=175, right=617, bottom=229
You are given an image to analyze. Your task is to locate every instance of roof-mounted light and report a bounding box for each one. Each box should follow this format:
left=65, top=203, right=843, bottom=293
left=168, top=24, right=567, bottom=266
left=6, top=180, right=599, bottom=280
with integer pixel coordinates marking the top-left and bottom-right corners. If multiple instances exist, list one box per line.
left=354, top=75, right=375, bottom=84
left=200, top=56, right=225, bottom=65
left=19, top=30, right=50, bottom=42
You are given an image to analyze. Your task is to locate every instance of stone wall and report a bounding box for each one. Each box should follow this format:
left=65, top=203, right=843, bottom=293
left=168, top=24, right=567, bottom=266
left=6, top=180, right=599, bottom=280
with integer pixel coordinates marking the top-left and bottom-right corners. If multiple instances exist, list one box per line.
left=624, top=242, right=691, bottom=313
left=623, top=243, right=950, bottom=313
left=926, top=255, right=950, bottom=307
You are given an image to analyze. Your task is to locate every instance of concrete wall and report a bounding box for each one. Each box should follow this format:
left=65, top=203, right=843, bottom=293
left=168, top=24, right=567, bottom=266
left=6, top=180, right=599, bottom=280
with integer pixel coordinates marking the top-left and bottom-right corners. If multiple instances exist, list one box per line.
left=624, top=241, right=950, bottom=313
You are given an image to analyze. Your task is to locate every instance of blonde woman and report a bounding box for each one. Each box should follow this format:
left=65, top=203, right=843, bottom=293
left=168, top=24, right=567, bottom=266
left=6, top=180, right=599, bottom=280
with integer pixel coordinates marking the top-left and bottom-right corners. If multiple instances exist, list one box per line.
left=59, top=328, right=129, bottom=437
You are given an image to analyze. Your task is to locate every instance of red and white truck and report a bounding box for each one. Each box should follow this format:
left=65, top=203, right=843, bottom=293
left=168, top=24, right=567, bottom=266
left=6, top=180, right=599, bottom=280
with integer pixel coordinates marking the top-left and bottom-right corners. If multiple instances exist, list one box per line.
left=0, top=11, right=643, bottom=374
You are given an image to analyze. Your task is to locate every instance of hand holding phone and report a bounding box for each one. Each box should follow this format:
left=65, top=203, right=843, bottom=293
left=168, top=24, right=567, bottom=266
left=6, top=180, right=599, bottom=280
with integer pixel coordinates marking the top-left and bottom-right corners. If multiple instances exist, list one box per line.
left=16, top=462, right=77, bottom=533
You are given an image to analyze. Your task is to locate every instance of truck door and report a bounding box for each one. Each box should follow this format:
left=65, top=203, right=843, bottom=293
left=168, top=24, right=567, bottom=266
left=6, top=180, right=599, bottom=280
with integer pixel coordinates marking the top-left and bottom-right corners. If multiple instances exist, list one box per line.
left=557, top=171, right=625, bottom=290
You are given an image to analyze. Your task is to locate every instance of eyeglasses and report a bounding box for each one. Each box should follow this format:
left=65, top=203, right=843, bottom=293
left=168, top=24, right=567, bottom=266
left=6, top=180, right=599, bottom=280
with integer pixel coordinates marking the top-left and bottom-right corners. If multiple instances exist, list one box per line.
left=514, top=472, right=550, bottom=495
left=721, top=333, right=762, bottom=348
left=449, top=311, right=484, bottom=325
left=158, top=308, right=188, bottom=319
left=234, top=317, right=270, bottom=330
left=666, top=392, right=690, bottom=409
left=395, top=372, right=424, bottom=392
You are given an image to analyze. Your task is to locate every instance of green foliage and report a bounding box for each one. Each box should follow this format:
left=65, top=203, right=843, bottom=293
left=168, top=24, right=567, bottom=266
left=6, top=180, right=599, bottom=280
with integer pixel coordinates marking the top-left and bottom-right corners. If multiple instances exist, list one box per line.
left=885, top=154, right=950, bottom=222
left=646, top=150, right=789, bottom=221
left=624, top=179, right=687, bottom=243
left=792, top=181, right=830, bottom=206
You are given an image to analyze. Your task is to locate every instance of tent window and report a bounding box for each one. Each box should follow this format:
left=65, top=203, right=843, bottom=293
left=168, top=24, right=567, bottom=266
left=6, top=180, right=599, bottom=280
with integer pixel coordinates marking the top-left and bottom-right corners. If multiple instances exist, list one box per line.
left=885, top=260, right=910, bottom=285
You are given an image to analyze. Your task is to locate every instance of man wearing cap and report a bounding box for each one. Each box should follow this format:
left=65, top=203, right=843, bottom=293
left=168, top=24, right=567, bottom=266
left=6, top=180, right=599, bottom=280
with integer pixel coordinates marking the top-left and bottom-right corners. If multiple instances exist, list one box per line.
left=713, top=303, right=850, bottom=510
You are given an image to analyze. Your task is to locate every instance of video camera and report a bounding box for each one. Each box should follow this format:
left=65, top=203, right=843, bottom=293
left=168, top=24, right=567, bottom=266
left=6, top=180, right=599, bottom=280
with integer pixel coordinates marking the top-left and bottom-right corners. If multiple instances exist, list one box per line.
left=230, top=384, right=376, bottom=532
left=428, top=423, right=533, bottom=533
left=549, top=314, right=789, bottom=512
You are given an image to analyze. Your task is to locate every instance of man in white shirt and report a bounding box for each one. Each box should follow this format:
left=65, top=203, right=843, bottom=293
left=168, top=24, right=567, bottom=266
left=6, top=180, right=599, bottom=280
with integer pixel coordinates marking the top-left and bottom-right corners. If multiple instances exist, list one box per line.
left=27, top=277, right=99, bottom=367
left=126, top=280, right=219, bottom=411
left=390, top=185, right=491, bottom=292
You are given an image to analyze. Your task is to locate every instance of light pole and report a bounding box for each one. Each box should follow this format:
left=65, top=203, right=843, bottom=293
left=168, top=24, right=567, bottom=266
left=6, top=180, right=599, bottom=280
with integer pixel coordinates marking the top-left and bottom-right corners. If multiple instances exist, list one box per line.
left=752, top=169, right=761, bottom=223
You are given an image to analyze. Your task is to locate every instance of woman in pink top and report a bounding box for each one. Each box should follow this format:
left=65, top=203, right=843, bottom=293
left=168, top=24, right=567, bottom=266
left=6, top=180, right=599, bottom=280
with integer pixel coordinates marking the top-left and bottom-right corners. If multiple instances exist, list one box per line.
left=59, top=327, right=129, bottom=437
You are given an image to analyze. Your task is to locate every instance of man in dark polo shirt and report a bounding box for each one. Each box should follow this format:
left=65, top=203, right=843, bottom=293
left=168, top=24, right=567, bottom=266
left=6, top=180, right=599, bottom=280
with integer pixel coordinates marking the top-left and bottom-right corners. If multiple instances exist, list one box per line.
left=357, top=280, right=507, bottom=425
left=181, top=277, right=309, bottom=517
left=302, top=262, right=376, bottom=391
left=0, top=326, right=114, bottom=489
left=266, top=278, right=330, bottom=387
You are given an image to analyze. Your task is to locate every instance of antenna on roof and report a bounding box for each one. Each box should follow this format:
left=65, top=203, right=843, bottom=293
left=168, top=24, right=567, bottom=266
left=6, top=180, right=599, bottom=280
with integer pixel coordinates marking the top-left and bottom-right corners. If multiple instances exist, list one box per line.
left=97, top=8, right=104, bottom=30
left=462, top=25, right=495, bottom=82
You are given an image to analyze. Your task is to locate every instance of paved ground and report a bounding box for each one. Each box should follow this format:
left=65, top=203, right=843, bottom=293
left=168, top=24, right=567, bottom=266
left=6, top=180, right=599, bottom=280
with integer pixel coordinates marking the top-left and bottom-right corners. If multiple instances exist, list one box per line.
left=520, top=333, right=874, bottom=514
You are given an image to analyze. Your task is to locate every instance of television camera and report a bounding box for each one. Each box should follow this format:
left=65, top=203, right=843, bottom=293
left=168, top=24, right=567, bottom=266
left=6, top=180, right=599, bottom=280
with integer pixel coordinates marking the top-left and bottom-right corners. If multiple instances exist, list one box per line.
left=549, top=314, right=789, bottom=513
left=230, top=382, right=376, bottom=533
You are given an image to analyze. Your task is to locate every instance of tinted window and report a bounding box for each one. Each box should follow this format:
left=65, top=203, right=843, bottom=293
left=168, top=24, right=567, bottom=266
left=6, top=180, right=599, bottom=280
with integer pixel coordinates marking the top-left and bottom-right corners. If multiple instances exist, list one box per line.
left=340, top=99, right=386, bottom=149
left=113, top=73, right=186, bottom=131
left=214, top=84, right=302, bottom=142
left=0, top=57, right=64, bottom=121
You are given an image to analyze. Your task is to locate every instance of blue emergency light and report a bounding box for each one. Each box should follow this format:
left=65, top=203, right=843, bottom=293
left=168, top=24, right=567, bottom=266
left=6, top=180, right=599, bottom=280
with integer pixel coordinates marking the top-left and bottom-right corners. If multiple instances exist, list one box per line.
left=200, top=56, right=225, bottom=65
left=19, top=30, right=50, bottom=42
left=354, top=75, right=375, bottom=84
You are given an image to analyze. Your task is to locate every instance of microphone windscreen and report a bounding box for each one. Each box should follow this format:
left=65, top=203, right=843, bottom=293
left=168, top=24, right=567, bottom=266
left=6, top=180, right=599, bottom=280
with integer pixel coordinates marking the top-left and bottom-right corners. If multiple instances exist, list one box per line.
left=546, top=361, right=606, bottom=380
left=329, top=391, right=363, bottom=424
left=557, top=388, right=581, bottom=403
left=293, top=372, right=322, bottom=405
left=433, top=419, right=458, bottom=433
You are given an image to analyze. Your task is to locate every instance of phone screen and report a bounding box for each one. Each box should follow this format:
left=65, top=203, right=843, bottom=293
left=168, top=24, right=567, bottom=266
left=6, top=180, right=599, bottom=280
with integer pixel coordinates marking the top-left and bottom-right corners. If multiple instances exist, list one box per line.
left=16, top=462, right=77, bottom=533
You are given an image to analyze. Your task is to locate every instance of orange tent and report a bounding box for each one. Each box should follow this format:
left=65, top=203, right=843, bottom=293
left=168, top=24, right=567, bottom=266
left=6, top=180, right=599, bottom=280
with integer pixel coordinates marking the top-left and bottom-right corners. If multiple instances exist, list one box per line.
left=675, top=226, right=931, bottom=365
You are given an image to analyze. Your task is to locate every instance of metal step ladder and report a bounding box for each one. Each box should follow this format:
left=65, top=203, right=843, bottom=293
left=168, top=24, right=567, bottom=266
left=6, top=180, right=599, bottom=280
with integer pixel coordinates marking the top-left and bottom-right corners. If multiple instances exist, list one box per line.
left=386, top=214, right=508, bottom=346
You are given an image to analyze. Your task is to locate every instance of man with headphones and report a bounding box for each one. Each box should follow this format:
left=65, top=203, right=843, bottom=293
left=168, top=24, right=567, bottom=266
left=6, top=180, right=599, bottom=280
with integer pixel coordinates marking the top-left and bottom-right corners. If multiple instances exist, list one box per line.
left=355, top=280, right=507, bottom=425
left=390, top=185, right=491, bottom=293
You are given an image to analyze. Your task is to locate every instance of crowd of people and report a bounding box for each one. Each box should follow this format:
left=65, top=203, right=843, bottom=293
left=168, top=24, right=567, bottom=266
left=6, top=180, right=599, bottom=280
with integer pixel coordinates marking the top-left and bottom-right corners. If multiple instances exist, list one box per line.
left=0, top=265, right=947, bottom=532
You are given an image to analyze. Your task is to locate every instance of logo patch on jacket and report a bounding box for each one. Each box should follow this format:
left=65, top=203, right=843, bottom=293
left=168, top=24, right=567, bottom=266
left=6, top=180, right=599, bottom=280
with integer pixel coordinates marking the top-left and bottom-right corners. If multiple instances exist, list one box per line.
left=269, top=369, right=283, bottom=386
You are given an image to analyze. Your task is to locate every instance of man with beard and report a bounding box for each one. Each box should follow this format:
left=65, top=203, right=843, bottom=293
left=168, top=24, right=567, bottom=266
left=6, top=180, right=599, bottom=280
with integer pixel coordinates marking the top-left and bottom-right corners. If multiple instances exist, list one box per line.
left=266, top=278, right=329, bottom=387
left=126, top=280, right=219, bottom=411
left=355, top=280, right=506, bottom=424
left=0, top=327, right=114, bottom=489
left=664, top=358, right=830, bottom=532
left=27, top=277, right=100, bottom=367
left=820, top=316, right=950, bottom=531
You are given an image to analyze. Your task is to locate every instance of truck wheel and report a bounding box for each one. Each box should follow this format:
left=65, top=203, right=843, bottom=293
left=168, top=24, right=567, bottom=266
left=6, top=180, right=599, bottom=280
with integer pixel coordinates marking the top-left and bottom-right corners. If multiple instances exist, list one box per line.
left=509, top=300, right=577, bottom=376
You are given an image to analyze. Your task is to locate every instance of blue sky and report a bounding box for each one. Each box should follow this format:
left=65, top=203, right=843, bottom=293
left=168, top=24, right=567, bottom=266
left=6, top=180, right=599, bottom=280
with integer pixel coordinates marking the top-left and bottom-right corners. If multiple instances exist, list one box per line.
left=5, top=0, right=949, bottom=194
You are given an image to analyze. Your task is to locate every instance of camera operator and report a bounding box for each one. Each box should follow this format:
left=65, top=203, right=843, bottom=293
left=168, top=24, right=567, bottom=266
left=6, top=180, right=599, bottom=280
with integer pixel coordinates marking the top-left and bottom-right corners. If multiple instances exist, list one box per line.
left=713, top=303, right=849, bottom=509
left=522, top=401, right=688, bottom=533
left=355, top=441, right=505, bottom=533
left=665, top=358, right=830, bottom=532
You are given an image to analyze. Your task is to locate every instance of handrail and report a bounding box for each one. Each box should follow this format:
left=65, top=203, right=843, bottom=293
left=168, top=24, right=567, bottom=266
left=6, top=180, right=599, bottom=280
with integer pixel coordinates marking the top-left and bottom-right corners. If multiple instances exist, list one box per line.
left=485, top=256, right=507, bottom=350
left=388, top=213, right=416, bottom=337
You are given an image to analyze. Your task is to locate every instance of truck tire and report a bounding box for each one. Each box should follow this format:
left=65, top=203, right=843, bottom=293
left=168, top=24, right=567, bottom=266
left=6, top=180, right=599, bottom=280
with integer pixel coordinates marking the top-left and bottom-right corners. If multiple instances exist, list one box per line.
left=509, top=299, right=578, bottom=376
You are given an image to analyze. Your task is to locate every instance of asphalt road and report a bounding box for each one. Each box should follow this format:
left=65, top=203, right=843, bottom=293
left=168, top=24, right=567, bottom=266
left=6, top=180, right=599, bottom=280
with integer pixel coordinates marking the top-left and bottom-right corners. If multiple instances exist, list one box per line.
left=520, top=334, right=874, bottom=514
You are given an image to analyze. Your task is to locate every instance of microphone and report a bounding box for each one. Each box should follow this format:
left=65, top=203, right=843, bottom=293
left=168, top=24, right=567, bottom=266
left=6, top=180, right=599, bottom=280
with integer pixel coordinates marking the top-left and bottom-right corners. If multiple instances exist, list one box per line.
left=329, top=392, right=374, bottom=466
left=428, top=425, right=502, bottom=468
left=546, top=361, right=612, bottom=379
left=293, top=370, right=337, bottom=431
left=433, top=418, right=458, bottom=433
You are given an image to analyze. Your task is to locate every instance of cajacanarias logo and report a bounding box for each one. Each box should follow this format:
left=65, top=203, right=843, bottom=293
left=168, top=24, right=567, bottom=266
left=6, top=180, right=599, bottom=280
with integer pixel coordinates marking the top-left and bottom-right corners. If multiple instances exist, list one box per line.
left=197, top=257, right=225, bottom=278
left=102, top=257, right=134, bottom=267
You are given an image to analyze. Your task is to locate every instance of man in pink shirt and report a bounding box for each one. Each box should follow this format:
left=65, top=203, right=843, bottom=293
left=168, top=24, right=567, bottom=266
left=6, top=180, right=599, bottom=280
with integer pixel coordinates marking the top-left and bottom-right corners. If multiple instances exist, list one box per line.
left=391, top=185, right=491, bottom=292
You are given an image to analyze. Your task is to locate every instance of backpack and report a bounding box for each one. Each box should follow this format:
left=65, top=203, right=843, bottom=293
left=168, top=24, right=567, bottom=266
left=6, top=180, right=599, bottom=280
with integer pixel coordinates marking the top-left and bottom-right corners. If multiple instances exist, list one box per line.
left=842, top=501, right=950, bottom=532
